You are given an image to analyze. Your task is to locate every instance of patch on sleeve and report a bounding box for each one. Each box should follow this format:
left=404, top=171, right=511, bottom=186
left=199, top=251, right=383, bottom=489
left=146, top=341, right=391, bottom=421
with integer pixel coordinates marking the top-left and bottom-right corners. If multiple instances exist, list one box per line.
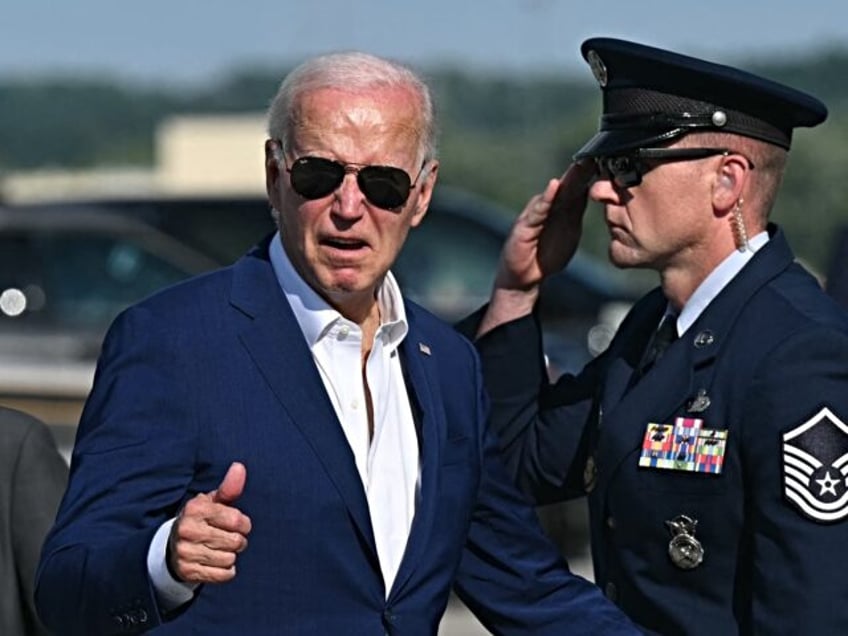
left=783, top=407, right=848, bottom=523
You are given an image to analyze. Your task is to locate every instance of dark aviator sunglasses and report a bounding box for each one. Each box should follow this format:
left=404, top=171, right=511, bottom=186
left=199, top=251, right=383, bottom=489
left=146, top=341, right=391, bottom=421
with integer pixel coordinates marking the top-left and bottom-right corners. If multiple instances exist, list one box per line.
left=595, top=147, right=755, bottom=188
left=285, top=154, right=426, bottom=210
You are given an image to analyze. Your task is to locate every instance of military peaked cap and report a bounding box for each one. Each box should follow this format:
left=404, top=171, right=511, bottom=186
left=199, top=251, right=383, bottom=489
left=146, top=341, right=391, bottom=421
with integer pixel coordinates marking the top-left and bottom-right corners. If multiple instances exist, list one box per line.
left=574, top=37, right=828, bottom=159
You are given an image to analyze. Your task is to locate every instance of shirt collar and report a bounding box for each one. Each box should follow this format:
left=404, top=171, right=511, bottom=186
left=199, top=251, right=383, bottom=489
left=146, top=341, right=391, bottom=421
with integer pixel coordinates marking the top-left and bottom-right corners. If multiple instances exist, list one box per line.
left=268, top=231, right=408, bottom=349
left=676, top=230, right=770, bottom=335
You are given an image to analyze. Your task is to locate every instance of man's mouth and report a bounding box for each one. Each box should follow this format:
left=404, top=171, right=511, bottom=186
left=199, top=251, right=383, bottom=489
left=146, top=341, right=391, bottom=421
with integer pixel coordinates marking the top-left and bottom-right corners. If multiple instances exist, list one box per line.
left=321, top=237, right=368, bottom=251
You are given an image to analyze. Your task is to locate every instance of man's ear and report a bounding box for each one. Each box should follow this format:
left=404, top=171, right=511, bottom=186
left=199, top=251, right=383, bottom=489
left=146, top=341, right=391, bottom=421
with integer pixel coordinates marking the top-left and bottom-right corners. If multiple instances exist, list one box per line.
left=713, top=155, right=748, bottom=212
left=410, top=161, right=439, bottom=227
left=265, top=139, right=283, bottom=207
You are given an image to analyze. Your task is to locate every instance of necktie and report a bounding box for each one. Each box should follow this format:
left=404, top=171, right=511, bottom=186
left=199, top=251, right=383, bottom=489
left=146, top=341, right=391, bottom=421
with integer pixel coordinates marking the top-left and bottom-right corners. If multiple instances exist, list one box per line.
left=638, top=314, right=678, bottom=377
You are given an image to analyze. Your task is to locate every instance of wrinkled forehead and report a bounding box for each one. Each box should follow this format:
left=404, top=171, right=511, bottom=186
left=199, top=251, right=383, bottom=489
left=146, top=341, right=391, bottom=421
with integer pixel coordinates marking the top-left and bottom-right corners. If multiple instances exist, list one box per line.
left=288, top=87, right=424, bottom=160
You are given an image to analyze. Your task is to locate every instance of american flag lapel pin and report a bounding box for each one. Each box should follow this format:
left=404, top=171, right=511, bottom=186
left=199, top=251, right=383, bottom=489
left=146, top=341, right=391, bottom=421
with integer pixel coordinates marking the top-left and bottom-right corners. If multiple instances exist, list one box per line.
left=418, top=342, right=431, bottom=356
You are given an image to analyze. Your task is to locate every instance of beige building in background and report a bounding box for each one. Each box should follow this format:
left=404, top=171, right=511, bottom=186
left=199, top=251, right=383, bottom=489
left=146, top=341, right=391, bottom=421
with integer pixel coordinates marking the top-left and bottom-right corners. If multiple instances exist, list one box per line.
left=1, top=113, right=267, bottom=202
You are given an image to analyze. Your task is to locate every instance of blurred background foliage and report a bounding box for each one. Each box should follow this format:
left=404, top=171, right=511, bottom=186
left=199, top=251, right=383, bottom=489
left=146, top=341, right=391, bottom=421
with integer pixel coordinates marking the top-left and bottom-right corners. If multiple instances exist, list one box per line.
left=1, top=48, right=847, bottom=275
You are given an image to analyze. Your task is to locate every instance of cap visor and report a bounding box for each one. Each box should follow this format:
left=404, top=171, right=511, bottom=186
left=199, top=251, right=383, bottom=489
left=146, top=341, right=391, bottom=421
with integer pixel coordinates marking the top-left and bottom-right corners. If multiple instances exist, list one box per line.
left=573, top=128, right=682, bottom=159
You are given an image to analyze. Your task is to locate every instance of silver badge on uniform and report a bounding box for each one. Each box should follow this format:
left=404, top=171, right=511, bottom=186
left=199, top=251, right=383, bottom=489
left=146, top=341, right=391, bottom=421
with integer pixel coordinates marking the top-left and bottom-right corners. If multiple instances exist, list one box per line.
left=783, top=406, right=848, bottom=523
left=665, top=515, right=704, bottom=570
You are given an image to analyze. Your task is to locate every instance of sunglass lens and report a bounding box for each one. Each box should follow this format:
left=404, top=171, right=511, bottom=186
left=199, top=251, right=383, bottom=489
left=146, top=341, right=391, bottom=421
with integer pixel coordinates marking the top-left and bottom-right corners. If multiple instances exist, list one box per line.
left=358, top=166, right=412, bottom=209
left=603, top=155, right=642, bottom=188
left=290, top=157, right=345, bottom=199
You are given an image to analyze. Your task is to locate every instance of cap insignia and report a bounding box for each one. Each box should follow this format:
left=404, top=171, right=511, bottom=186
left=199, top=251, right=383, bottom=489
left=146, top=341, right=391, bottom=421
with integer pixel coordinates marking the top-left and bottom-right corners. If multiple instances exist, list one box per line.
left=586, top=50, right=608, bottom=87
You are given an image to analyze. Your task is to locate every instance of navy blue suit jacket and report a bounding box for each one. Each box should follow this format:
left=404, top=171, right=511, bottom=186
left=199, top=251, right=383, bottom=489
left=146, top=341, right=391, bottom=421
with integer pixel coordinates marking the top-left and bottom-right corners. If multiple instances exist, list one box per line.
left=35, top=238, right=635, bottom=635
left=472, top=226, right=848, bottom=635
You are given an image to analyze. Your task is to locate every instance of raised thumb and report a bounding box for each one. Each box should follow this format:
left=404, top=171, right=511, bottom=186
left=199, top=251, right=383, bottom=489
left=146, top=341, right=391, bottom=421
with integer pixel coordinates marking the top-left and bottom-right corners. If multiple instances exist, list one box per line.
left=211, top=461, right=246, bottom=505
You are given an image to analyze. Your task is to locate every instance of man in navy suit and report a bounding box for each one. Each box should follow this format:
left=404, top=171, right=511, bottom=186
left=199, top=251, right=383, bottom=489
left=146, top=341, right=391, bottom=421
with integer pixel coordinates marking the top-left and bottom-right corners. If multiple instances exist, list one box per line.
left=466, top=37, right=848, bottom=635
left=34, top=51, right=637, bottom=635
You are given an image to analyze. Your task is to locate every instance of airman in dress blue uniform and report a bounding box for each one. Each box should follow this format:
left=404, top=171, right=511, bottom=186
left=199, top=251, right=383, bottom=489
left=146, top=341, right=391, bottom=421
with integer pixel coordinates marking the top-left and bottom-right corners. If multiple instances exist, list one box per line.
left=465, top=38, right=848, bottom=634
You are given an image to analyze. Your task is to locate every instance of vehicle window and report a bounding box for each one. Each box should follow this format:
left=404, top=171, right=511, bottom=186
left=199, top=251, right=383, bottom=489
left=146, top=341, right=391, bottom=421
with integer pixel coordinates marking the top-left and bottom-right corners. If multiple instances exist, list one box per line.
left=0, top=233, right=45, bottom=323
left=23, top=232, right=192, bottom=330
left=393, top=213, right=503, bottom=320
left=113, top=200, right=276, bottom=264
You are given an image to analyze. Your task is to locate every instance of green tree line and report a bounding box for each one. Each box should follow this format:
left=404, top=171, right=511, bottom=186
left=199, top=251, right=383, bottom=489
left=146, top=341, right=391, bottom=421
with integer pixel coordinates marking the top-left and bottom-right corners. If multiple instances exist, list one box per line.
left=1, top=48, right=847, bottom=273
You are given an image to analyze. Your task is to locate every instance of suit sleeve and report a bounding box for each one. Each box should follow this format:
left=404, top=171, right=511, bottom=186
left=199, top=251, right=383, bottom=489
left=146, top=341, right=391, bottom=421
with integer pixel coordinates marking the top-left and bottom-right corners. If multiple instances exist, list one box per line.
left=36, top=305, right=199, bottom=635
left=741, top=325, right=848, bottom=633
left=470, top=308, right=602, bottom=503
left=452, top=345, right=638, bottom=635
left=11, top=413, right=68, bottom=636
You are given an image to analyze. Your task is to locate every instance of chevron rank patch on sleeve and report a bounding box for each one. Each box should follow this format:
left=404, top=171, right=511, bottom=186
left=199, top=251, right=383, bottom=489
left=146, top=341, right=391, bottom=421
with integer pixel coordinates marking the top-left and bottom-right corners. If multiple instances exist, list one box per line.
left=783, top=406, right=848, bottom=523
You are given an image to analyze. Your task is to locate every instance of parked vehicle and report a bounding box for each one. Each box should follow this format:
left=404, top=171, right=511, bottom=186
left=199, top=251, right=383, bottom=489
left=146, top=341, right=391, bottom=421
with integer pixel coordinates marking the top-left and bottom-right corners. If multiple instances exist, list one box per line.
left=20, top=185, right=637, bottom=362
left=0, top=207, right=218, bottom=452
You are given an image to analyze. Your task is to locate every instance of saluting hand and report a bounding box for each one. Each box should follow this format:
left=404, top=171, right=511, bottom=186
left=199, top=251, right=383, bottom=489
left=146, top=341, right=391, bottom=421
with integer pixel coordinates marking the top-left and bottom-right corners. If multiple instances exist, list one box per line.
left=496, top=161, right=593, bottom=292
left=167, top=462, right=252, bottom=584
left=478, top=161, right=594, bottom=336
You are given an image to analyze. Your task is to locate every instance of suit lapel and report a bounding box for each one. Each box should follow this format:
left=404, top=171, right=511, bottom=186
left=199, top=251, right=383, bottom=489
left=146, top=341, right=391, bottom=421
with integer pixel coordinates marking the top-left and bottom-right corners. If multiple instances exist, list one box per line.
left=229, top=245, right=377, bottom=558
left=387, top=311, right=444, bottom=601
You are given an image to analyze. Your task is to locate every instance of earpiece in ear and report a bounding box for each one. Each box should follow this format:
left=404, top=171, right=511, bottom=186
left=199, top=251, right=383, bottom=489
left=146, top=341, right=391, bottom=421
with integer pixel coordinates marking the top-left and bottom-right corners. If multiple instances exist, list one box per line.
left=721, top=175, right=733, bottom=188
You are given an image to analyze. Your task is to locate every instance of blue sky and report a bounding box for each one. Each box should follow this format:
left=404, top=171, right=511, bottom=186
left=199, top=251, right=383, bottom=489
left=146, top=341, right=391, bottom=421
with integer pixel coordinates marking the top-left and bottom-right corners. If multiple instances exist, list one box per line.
left=3, top=0, right=846, bottom=84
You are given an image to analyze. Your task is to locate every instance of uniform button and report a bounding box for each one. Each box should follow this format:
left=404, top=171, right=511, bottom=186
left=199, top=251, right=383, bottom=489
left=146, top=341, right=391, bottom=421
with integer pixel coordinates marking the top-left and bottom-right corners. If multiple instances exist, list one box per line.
left=606, top=516, right=616, bottom=530
left=338, top=325, right=350, bottom=339
left=605, top=582, right=618, bottom=602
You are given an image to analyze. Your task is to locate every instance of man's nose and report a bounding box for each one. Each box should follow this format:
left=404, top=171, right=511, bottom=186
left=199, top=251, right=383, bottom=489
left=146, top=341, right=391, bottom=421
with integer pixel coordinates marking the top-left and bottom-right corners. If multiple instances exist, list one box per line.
left=588, top=176, right=620, bottom=204
left=333, top=173, right=366, bottom=219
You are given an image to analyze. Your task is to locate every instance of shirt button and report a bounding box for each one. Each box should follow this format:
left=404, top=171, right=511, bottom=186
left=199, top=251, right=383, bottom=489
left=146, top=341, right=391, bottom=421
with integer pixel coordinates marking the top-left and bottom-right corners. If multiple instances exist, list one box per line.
left=338, top=325, right=350, bottom=339
left=605, top=582, right=618, bottom=602
left=606, top=516, right=616, bottom=530
left=350, top=399, right=359, bottom=410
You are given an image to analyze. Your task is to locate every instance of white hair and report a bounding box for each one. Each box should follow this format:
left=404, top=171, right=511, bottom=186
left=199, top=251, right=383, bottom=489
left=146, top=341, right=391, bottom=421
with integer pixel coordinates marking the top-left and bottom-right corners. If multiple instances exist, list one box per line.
left=267, top=51, right=438, bottom=164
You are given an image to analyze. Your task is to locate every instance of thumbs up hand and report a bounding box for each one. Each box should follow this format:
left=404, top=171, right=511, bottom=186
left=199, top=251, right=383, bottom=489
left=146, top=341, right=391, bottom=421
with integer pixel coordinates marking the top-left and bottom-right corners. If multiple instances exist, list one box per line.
left=167, top=462, right=252, bottom=584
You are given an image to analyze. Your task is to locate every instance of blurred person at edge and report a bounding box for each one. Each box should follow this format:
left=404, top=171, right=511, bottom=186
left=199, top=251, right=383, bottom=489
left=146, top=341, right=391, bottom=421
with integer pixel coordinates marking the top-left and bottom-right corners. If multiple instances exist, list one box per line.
left=33, top=51, right=638, bottom=635
left=0, top=407, right=67, bottom=636
left=462, top=37, right=848, bottom=635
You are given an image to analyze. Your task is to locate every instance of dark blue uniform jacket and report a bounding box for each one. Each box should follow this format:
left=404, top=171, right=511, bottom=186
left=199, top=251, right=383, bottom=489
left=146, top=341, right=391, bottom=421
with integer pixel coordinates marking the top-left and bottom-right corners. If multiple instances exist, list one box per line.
left=473, top=226, right=848, bottom=635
